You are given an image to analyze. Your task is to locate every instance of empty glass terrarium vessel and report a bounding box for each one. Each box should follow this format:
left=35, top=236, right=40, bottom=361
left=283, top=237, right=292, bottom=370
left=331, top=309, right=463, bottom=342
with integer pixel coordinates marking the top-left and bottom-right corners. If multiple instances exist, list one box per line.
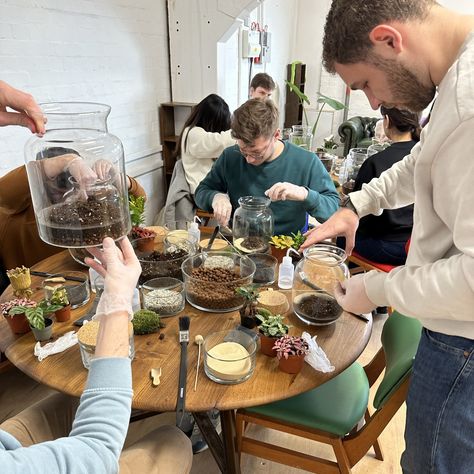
left=292, top=244, right=349, bottom=325
left=24, top=102, right=131, bottom=248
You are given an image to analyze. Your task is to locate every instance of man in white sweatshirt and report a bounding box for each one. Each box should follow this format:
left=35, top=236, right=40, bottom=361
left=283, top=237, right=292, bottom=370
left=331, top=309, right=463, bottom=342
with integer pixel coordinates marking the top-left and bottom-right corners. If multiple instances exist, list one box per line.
left=301, top=1, right=474, bottom=472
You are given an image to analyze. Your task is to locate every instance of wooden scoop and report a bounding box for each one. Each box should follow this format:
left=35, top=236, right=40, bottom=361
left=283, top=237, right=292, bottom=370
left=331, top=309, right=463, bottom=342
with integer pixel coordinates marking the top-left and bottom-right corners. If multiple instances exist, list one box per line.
left=150, top=367, right=162, bottom=386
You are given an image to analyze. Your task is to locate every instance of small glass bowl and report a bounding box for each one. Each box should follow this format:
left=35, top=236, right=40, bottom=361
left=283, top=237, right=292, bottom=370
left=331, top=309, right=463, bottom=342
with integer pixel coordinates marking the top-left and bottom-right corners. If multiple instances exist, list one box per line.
left=198, top=237, right=229, bottom=251
left=204, top=330, right=257, bottom=384
left=247, top=253, right=277, bottom=286
left=140, top=277, right=185, bottom=317
left=78, top=321, right=134, bottom=369
left=43, top=271, right=90, bottom=309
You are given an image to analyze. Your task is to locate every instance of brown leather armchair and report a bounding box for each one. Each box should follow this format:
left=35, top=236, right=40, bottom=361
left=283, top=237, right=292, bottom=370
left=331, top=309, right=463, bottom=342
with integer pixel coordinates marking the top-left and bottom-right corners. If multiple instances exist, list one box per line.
left=338, top=116, right=379, bottom=156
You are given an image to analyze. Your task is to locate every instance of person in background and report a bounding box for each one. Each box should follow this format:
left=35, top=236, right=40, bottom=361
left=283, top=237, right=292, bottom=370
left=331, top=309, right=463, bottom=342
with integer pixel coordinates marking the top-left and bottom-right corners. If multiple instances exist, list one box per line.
left=249, top=72, right=276, bottom=99
left=176, top=94, right=235, bottom=194
left=349, top=106, right=420, bottom=265
left=0, top=237, right=193, bottom=473
left=301, top=1, right=474, bottom=472
left=195, top=99, right=339, bottom=234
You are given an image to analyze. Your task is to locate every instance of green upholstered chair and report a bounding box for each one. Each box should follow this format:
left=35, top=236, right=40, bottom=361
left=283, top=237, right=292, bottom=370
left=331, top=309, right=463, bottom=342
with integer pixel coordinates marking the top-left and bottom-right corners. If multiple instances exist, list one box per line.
left=236, top=311, right=422, bottom=473
left=338, top=116, right=379, bottom=157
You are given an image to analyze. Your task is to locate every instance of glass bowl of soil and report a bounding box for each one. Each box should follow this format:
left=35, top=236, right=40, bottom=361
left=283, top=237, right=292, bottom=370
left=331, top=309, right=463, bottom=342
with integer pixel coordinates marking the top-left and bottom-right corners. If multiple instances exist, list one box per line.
left=292, top=244, right=349, bottom=325
left=182, top=251, right=256, bottom=313
left=132, top=237, right=195, bottom=285
left=247, top=253, right=277, bottom=286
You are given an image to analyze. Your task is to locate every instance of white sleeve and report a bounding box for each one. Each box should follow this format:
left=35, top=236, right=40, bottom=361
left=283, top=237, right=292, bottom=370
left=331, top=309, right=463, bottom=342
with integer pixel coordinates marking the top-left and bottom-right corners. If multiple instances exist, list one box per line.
left=185, top=128, right=235, bottom=159
left=349, top=141, right=420, bottom=217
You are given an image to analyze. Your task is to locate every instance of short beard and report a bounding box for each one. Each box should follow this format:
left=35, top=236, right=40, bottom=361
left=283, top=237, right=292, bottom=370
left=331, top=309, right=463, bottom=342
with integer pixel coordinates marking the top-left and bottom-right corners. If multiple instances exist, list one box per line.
left=368, top=54, right=436, bottom=112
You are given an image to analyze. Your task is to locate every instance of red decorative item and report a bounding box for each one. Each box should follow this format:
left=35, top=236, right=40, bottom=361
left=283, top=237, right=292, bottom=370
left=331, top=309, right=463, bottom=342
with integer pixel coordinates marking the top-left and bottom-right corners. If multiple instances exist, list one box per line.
left=55, top=305, right=71, bottom=323
left=5, top=313, right=31, bottom=335
left=259, top=334, right=278, bottom=357
left=278, top=354, right=306, bottom=374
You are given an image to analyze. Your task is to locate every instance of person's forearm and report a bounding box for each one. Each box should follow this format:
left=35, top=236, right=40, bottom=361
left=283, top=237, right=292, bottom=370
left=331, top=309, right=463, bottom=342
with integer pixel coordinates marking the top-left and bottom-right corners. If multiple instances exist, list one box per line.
left=95, top=311, right=130, bottom=358
left=43, top=154, right=79, bottom=179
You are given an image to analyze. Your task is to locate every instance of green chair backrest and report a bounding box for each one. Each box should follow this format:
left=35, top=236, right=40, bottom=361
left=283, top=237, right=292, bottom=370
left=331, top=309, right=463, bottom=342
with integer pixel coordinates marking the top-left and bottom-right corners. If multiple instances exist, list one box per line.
left=373, top=311, right=422, bottom=409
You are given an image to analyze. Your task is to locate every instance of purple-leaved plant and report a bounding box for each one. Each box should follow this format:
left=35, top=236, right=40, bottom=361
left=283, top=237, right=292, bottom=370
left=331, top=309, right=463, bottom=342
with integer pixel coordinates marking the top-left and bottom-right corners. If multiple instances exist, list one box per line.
left=273, top=335, right=309, bottom=360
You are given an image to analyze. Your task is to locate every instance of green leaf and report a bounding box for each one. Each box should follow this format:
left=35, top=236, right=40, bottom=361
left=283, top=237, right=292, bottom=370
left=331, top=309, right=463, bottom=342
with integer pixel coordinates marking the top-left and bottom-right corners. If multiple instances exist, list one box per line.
left=316, top=92, right=346, bottom=110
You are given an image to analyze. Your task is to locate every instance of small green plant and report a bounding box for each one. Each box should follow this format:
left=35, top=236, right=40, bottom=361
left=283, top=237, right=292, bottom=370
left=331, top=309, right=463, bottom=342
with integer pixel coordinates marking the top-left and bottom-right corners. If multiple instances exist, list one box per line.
left=10, top=299, right=61, bottom=330
left=256, top=313, right=290, bottom=338
left=236, top=285, right=260, bottom=329
left=129, top=195, right=146, bottom=227
left=290, top=231, right=306, bottom=251
left=286, top=60, right=346, bottom=137
left=0, top=298, right=36, bottom=317
left=322, top=134, right=339, bottom=151
left=50, top=287, right=69, bottom=307
left=132, top=309, right=161, bottom=335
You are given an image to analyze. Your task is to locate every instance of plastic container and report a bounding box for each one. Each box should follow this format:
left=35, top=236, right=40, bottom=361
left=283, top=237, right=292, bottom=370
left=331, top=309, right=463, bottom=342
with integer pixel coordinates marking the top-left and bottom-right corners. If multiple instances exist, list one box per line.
left=203, top=329, right=257, bottom=384
left=339, top=147, right=368, bottom=189
left=181, top=251, right=255, bottom=312
left=140, top=277, right=185, bottom=316
left=232, top=196, right=273, bottom=254
left=292, top=244, right=349, bottom=325
left=278, top=255, right=294, bottom=289
left=24, top=102, right=131, bottom=248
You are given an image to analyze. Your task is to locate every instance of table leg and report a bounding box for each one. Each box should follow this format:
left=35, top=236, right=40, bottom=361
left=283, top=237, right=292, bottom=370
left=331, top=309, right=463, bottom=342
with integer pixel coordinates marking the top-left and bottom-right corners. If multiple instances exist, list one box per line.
left=220, top=409, right=241, bottom=474
left=192, top=410, right=241, bottom=474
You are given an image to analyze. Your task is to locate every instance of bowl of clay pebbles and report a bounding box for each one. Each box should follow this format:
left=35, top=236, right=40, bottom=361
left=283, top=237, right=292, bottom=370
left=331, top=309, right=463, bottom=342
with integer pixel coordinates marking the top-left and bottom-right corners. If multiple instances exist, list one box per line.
left=181, top=251, right=256, bottom=313
left=132, top=237, right=195, bottom=285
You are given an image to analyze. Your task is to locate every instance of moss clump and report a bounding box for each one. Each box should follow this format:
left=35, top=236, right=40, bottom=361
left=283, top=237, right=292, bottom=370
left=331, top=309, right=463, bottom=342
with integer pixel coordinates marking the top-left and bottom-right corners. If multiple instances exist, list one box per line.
left=132, top=309, right=161, bottom=335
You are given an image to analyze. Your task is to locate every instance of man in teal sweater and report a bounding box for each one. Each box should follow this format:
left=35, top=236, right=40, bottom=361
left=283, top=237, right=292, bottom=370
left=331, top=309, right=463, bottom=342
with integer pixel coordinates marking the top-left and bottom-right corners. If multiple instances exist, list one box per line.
left=194, top=99, right=339, bottom=235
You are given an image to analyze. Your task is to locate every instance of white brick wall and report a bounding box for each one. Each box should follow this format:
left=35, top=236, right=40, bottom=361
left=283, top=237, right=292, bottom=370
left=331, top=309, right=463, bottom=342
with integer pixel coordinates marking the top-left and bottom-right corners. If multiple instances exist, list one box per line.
left=0, top=0, right=170, bottom=174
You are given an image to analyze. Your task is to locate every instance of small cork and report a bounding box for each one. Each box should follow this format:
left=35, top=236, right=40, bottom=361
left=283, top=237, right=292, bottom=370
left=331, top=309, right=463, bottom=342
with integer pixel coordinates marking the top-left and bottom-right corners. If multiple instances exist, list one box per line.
left=258, top=289, right=289, bottom=314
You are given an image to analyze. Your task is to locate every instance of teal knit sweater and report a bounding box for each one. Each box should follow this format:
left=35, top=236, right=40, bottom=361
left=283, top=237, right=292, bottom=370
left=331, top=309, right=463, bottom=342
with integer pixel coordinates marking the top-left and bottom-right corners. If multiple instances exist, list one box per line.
left=195, top=141, right=339, bottom=234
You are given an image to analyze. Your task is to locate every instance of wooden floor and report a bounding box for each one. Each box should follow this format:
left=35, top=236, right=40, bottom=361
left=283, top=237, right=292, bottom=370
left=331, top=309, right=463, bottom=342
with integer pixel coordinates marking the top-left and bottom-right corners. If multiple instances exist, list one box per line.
left=0, top=314, right=405, bottom=474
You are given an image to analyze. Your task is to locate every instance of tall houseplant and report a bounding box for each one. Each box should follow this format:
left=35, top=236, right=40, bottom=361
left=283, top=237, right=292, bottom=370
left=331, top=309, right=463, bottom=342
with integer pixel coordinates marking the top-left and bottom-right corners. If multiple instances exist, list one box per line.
left=286, top=60, right=346, bottom=148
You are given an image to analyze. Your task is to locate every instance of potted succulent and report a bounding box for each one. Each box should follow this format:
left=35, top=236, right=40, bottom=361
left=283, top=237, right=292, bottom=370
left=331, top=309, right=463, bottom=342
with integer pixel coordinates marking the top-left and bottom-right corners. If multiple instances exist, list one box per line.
left=0, top=298, right=35, bottom=334
left=51, top=287, right=71, bottom=322
left=236, top=285, right=260, bottom=329
left=256, top=312, right=290, bottom=357
left=269, top=231, right=305, bottom=263
left=6, top=266, right=32, bottom=298
left=273, top=335, right=310, bottom=374
left=129, top=195, right=156, bottom=252
left=10, top=299, right=62, bottom=341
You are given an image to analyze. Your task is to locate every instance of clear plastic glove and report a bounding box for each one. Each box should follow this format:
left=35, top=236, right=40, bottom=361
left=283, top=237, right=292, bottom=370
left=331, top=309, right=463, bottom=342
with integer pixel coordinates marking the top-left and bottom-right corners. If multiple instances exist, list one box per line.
left=67, top=158, right=98, bottom=188
left=334, top=274, right=377, bottom=314
left=265, top=182, right=308, bottom=202
left=85, top=237, right=142, bottom=320
left=212, top=193, right=232, bottom=227
left=93, top=159, right=117, bottom=181
left=301, top=208, right=359, bottom=254
left=0, top=80, right=46, bottom=134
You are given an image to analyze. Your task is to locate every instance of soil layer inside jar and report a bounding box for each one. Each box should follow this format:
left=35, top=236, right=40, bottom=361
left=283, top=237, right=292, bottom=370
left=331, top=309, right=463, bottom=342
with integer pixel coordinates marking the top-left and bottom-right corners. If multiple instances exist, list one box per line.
left=294, top=293, right=343, bottom=323
left=40, top=194, right=127, bottom=247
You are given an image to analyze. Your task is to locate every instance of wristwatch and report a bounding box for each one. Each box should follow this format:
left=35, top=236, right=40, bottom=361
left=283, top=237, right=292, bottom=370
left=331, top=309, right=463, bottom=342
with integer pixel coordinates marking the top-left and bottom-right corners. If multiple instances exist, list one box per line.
left=340, top=195, right=359, bottom=216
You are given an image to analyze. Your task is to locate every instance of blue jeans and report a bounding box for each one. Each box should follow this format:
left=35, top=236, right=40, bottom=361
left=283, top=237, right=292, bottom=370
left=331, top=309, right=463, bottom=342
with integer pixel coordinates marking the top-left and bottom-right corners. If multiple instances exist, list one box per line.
left=401, top=328, right=474, bottom=473
left=354, top=235, right=407, bottom=265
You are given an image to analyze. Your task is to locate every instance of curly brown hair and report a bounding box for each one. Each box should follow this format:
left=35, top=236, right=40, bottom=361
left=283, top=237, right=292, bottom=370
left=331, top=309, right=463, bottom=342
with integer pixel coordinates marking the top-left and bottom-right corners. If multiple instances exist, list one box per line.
left=323, top=0, right=437, bottom=72
left=231, top=99, right=279, bottom=145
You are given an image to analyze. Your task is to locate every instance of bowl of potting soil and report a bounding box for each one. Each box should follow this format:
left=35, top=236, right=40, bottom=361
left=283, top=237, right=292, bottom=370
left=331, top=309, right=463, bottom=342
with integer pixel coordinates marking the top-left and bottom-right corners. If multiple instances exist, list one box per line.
left=293, top=292, right=343, bottom=326
left=181, top=252, right=255, bottom=312
left=132, top=237, right=195, bottom=285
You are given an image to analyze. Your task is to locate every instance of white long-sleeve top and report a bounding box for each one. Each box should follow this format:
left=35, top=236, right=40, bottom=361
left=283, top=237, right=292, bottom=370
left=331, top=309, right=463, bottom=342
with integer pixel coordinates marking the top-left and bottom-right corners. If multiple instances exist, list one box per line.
left=351, top=31, right=474, bottom=338
left=180, top=126, right=235, bottom=193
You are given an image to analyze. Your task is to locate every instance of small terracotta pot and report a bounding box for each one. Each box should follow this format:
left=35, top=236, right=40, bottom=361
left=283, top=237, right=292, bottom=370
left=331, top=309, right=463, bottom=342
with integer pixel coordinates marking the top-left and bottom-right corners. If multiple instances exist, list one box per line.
left=278, top=354, right=306, bottom=374
left=136, top=237, right=155, bottom=253
left=55, top=305, right=71, bottom=322
left=4, top=313, right=31, bottom=335
left=259, top=333, right=278, bottom=357
left=270, top=246, right=288, bottom=263
left=31, top=318, right=53, bottom=342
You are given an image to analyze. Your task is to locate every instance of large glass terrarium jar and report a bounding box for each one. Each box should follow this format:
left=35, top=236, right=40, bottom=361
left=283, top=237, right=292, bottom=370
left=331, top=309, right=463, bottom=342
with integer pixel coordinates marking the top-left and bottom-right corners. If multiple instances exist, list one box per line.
left=232, top=196, right=273, bottom=254
left=24, top=102, right=131, bottom=248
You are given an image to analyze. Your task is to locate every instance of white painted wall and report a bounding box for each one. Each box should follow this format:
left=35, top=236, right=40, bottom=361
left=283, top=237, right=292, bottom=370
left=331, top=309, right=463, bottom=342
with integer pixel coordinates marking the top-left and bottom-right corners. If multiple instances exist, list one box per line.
left=0, top=0, right=170, bottom=177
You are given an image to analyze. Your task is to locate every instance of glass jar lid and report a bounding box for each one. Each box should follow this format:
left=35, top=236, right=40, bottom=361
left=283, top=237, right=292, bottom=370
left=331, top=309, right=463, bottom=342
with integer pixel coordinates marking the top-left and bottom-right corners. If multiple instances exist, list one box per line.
left=302, top=244, right=346, bottom=266
left=237, top=195, right=271, bottom=210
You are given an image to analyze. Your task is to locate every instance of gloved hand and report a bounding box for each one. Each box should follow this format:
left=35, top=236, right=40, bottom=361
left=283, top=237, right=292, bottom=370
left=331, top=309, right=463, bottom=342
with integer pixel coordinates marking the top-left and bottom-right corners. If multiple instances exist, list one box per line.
left=212, top=193, right=232, bottom=227
left=66, top=158, right=98, bottom=188
left=265, top=182, right=308, bottom=202
left=334, top=274, right=377, bottom=314
left=86, top=237, right=141, bottom=320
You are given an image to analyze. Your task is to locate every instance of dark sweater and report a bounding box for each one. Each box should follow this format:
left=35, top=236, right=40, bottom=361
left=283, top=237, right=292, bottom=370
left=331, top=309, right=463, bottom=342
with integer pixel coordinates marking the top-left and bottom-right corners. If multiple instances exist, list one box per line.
left=194, top=141, right=339, bottom=234
left=354, top=140, right=415, bottom=241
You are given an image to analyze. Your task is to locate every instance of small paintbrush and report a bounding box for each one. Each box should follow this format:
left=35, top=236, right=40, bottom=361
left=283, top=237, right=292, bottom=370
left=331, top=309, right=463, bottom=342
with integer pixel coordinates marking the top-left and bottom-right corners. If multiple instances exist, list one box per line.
left=176, top=316, right=190, bottom=428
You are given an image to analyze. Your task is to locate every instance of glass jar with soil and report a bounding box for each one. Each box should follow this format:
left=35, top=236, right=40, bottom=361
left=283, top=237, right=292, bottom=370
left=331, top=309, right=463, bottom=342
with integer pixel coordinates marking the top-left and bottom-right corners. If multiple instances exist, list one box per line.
left=232, top=196, right=273, bottom=254
left=24, top=102, right=130, bottom=248
left=292, top=244, right=349, bottom=325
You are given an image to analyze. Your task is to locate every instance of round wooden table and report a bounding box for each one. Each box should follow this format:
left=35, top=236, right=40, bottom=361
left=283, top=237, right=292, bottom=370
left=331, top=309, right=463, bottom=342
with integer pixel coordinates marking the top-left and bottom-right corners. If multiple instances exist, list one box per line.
left=0, top=250, right=372, bottom=473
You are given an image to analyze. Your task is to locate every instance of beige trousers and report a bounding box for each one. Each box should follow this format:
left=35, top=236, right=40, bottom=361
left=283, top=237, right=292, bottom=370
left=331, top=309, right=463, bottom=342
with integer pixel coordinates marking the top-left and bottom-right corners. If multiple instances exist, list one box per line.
left=0, top=393, right=192, bottom=474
